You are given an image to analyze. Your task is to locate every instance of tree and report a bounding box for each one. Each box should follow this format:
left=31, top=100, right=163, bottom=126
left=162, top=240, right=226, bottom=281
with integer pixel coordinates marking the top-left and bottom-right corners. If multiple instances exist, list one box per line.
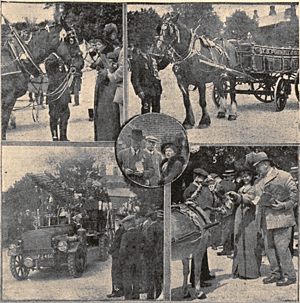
left=171, top=3, right=223, bottom=37
left=56, top=3, right=123, bottom=42
left=224, top=10, right=258, bottom=40
left=128, top=8, right=161, bottom=49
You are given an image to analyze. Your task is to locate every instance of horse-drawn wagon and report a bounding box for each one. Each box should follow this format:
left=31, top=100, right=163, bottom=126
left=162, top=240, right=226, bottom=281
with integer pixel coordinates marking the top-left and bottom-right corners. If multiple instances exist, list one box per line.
left=8, top=172, right=115, bottom=280
left=213, top=42, right=299, bottom=111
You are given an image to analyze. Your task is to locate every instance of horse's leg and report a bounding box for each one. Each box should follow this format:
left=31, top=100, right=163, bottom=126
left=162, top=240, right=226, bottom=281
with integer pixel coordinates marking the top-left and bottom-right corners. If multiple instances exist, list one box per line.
left=2, top=93, right=16, bottom=140
left=215, top=79, right=227, bottom=119
left=228, top=77, right=237, bottom=121
left=182, top=258, right=190, bottom=298
left=198, top=83, right=211, bottom=128
left=177, top=81, right=195, bottom=129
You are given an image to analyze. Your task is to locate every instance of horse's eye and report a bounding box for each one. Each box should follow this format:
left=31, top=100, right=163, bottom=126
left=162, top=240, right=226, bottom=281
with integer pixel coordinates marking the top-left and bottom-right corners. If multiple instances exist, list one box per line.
left=161, top=24, right=168, bottom=31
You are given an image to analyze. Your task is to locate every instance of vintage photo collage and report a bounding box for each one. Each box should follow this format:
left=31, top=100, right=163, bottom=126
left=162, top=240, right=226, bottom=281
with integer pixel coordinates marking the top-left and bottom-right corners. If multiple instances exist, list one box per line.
left=1, top=1, right=299, bottom=302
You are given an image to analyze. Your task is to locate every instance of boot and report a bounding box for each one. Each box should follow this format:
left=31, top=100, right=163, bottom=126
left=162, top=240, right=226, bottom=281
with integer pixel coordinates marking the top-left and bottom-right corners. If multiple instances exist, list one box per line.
left=50, top=123, right=58, bottom=141
left=59, top=122, right=69, bottom=141
left=88, top=108, right=94, bottom=121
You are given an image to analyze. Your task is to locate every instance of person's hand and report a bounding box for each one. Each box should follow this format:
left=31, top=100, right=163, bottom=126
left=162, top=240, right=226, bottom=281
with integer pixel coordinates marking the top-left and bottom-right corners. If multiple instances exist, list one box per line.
left=185, top=200, right=196, bottom=207
left=125, top=168, right=134, bottom=175
left=134, top=171, right=143, bottom=177
left=226, top=191, right=240, bottom=202
left=271, top=200, right=285, bottom=210
left=138, top=91, right=145, bottom=99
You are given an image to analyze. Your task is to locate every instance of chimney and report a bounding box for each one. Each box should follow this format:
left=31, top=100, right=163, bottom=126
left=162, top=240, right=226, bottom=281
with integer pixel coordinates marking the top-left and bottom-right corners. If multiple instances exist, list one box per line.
left=269, top=5, right=277, bottom=16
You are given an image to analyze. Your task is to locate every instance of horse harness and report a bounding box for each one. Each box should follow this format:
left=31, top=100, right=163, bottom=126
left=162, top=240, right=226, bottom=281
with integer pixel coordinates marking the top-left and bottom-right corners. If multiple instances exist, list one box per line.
left=171, top=204, right=217, bottom=245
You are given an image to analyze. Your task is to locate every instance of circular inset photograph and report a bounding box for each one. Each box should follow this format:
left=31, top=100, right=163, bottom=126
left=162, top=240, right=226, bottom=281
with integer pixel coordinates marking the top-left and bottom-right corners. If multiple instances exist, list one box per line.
left=116, top=113, right=189, bottom=187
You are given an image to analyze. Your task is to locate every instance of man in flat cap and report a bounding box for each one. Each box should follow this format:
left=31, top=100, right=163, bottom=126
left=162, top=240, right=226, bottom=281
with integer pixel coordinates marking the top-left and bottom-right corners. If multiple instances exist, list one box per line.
left=215, top=169, right=237, bottom=256
left=184, top=168, right=215, bottom=287
left=117, top=129, right=154, bottom=186
left=229, top=152, right=298, bottom=286
left=144, top=135, right=163, bottom=186
left=119, top=215, right=146, bottom=299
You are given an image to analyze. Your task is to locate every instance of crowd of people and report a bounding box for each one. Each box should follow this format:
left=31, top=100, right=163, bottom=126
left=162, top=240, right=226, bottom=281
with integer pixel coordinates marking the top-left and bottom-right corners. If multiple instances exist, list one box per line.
left=108, top=208, right=164, bottom=300
left=177, top=151, right=298, bottom=287
left=117, top=128, right=186, bottom=187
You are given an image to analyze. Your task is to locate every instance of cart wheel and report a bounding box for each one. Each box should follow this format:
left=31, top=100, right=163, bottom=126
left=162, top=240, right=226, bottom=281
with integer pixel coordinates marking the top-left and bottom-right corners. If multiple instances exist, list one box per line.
left=10, top=255, right=30, bottom=280
left=67, top=246, right=86, bottom=278
left=275, top=78, right=290, bottom=112
left=98, top=234, right=109, bottom=261
left=212, top=79, right=230, bottom=108
left=250, top=81, right=274, bottom=103
left=295, top=70, right=299, bottom=101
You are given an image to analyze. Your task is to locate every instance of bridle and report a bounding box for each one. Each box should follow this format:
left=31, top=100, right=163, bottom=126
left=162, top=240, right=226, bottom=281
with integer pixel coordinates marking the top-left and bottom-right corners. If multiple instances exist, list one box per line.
left=157, top=20, right=195, bottom=65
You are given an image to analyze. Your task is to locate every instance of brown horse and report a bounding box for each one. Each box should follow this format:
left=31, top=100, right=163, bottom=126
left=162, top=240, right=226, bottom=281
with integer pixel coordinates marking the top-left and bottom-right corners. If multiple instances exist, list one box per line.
left=156, top=12, right=238, bottom=129
left=172, top=204, right=215, bottom=299
left=1, top=17, right=83, bottom=140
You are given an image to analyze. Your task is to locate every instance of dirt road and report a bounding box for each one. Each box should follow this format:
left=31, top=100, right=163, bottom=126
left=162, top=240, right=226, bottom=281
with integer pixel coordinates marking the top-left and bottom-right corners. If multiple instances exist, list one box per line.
left=6, top=70, right=96, bottom=142
left=171, top=247, right=299, bottom=302
left=128, top=66, right=299, bottom=144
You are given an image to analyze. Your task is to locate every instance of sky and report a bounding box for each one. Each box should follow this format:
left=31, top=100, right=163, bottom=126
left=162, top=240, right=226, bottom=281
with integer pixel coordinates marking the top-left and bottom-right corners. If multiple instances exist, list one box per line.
left=1, top=146, right=115, bottom=192
left=1, top=2, right=54, bottom=24
left=128, top=3, right=296, bottom=21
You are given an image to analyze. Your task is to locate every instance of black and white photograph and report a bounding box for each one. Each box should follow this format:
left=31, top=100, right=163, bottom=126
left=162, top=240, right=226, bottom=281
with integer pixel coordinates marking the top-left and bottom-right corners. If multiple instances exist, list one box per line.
left=115, top=113, right=189, bottom=187
left=2, top=146, right=164, bottom=300
left=2, top=2, right=123, bottom=141
left=170, top=146, right=298, bottom=301
left=127, top=3, right=299, bottom=144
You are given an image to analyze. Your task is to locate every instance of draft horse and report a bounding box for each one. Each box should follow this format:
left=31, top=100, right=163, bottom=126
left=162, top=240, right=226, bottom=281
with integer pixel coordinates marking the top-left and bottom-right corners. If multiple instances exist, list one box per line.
left=172, top=204, right=216, bottom=299
left=1, top=16, right=83, bottom=140
left=156, top=12, right=238, bottom=129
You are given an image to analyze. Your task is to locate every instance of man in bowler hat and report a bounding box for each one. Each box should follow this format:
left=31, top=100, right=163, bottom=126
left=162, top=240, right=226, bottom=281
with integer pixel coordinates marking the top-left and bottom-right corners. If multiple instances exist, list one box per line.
left=117, top=129, right=154, bottom=186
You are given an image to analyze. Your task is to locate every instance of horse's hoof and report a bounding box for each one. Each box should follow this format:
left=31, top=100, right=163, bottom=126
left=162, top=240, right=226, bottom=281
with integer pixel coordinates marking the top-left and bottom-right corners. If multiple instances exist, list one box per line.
left=197, top=292, right=207, bottom=300
left=217, top=112, right=226, bottom=119
left=197, top=123, right=210, bottom=129
left=183, top=123, right=194, bottom=130
left=228, top=115, right=237, bottom=121
left=183, top=292, right=191, bottom=299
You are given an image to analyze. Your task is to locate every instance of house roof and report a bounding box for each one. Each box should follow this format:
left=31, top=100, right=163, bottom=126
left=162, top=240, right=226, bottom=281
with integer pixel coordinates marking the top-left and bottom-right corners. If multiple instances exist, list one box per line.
left=258, top=11, right=291, bottom=28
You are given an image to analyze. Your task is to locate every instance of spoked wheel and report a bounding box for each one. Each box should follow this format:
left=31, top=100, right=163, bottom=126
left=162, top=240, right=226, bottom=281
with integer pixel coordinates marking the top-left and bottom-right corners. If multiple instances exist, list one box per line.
left=67, top=247, right=86, bottom=278
left=250, top=81, right=275, bottom=103
left=10, top=255, right=30, bottom=280
left=295, top=70, right=299, bottom=101
left=212, top=79, right=230, bottom=108
left=274, top=77, right=291, bottom=112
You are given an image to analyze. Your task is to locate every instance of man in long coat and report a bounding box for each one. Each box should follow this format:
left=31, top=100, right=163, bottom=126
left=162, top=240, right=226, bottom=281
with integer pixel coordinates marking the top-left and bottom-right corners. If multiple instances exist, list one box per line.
left=119, top=215, right=145, bottom=300
left=130, top=46, right=168, bottom=114
left=184, top=168, right=215, bottom=287
left=230, top=152, right=298, bottom=286
left=117, top=129, right=154, bottom=186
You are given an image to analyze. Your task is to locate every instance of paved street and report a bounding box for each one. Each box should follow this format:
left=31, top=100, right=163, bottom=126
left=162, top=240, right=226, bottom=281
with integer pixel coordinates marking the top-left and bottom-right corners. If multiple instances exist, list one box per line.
left=171, top=247, right=299, bottom=302
left=128, top=66, right=299, bottom=145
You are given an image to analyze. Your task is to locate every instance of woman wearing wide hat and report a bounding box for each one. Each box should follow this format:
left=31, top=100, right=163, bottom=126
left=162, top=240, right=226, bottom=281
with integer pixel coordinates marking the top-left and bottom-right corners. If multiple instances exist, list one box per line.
left=231, top=164, right=262, bottom=279
left=158, top=141, right=186, bottom=185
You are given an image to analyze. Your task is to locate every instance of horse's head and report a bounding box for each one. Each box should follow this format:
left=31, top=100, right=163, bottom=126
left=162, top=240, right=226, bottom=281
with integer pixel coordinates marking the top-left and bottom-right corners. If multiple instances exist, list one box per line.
left=156, top=12, right=181, bottom=55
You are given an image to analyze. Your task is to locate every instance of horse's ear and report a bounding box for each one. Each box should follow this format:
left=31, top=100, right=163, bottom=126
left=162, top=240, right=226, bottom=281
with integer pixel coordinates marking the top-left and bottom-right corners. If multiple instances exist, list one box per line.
left=60, top=15, right=71, bottom=32
left=156, top=24, right=162, bottom=35
left=170, top=12, right=180, bottom=22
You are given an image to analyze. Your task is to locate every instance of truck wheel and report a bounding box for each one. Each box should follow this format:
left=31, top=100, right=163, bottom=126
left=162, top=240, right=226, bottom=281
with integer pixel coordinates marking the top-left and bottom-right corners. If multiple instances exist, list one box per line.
left=67, top=247, right=86, bottom=278
left=10, top=255, right=30, bottom=280
left=98, top=235, right=109, bottom=261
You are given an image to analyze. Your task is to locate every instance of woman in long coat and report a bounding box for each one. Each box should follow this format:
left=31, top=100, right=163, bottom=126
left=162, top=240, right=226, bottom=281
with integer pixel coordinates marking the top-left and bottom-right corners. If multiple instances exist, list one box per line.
left=159, top=142, right=186, bottom=185
left=92, top=23, right=121, bottom=141
left=232, top=168, right=262, bottom=279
